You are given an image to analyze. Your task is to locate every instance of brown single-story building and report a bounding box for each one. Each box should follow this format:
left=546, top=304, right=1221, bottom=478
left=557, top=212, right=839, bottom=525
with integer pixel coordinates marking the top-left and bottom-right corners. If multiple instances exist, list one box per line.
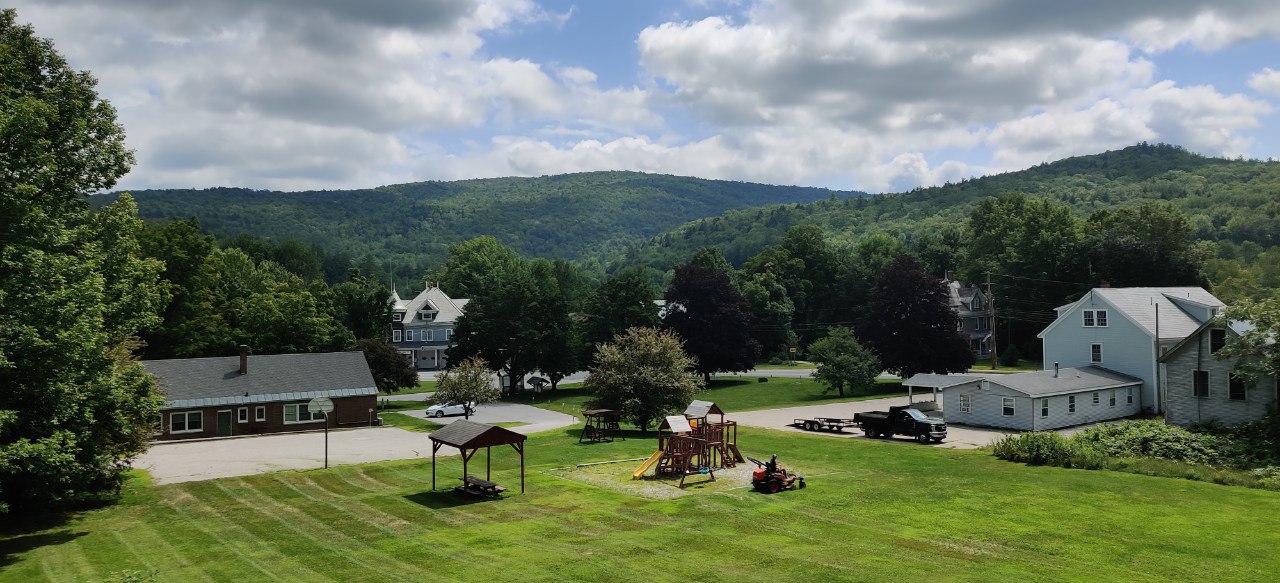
left=142, top=349, right=379, bottom=441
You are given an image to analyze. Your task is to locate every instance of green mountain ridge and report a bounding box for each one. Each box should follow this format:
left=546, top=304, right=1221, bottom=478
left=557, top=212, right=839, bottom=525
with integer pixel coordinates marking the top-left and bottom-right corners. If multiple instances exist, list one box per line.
left=92, top=170, right=862, bottom=279
left=621, top=143, right=1280, bottom=270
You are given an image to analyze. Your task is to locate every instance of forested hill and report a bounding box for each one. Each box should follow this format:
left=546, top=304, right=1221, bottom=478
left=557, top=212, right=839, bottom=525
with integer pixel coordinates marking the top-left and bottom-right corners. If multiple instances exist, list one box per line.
left=621, top=143, right=1280, bottom=269
left=92, top=171, right=861, bottom=277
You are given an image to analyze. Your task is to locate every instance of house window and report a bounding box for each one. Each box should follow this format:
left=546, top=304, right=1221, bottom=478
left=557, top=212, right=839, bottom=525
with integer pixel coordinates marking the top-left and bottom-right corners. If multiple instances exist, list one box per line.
left=958, top=394, right=971, bottom=413
left=255, top=406, right=266, bottom=422
left=1040, top=399, right=1049, bottom=418
left=1092, top=392, right=1099, bottom=405
left=1001, top=397, right=1015, bottom=417
left=976, top=317, right=989, bottom=332
left=1229, top=373, right=1246, bottom=401
left=392, top=313, right=402, bottom=322
left=1126, top=388, right=1134, bottom=404
left=1210, top=329, right=1227, bottom=353
left=392, top=330, right=402, bottom=342
left=419, top=310, right=434, bottom=321
left=444, top=329, right=451, bottom=341
left=237, top=407, right=248, bottom=423
left=425, top=329, right=434, bottom=342
left=170, top=411, right=203, bottom=434
left=1083, top=309, right=1108, bottom=327
left=283, top=403, right=324, bottom=424
left=1068, top=395, right=1076, bottom=414
left=405, top=329, right=414, bottom=342
left=1108, top=390, right=1116, bottom=407
left=1091, top=343, right=1103, bottom=364
left=1193, top=370, right=1209, bottom=398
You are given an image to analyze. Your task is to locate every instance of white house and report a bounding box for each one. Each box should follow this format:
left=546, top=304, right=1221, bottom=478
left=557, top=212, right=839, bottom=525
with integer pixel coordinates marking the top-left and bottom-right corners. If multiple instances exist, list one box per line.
left=942, top=366, right=1143, bottom=431
left=1161, top=319, right=1278, bottom=427
left=1038, top=287, right=1224, bottom=414
left=389, top=285, right=469, bottom=370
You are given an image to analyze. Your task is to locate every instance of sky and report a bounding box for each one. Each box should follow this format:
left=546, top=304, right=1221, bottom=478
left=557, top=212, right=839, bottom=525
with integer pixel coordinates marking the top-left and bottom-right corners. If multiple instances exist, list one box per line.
left=12, top=0, right=1280, bottom=193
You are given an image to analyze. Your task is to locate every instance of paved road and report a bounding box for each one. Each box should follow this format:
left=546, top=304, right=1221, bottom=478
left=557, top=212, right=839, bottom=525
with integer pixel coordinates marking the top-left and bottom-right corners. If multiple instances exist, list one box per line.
left=135, top=402, right=579, bottom=484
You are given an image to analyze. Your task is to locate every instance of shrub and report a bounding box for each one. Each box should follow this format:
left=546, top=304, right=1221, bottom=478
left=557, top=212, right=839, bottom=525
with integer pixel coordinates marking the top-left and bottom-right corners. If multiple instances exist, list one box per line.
left=1073, top=420, right=1227, bottom=466
left=992, top=432, right=1102, bottom=469
left=999, top=345, right=1021, bottom=367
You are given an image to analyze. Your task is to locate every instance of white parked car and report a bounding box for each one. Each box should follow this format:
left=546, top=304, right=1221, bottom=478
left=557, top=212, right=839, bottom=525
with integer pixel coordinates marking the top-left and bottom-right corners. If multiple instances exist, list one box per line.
left=425, top=402, right=467, bottom=418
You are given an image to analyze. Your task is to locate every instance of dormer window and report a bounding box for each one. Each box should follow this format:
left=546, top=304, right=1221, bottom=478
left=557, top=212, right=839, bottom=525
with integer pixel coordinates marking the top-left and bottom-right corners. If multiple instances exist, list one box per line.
left=419, top=310, right=436, bottom=322
left=392, top=312, right=403, bottom=322
left=1083, top=309, right=1107, bottom=327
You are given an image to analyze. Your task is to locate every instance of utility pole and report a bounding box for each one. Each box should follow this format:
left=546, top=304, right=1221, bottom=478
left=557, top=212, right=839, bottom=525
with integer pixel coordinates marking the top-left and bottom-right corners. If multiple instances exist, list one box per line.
left=986, top=271, right=998, bottom=370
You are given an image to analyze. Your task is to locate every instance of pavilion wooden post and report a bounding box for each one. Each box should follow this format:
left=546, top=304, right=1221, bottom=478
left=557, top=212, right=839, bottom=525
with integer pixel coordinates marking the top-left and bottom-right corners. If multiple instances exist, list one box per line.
left=513, top=442, right=524, bottom=493
left=486, top=446, right=492, bottom=481
left=431, top=442, right=440, bottom=490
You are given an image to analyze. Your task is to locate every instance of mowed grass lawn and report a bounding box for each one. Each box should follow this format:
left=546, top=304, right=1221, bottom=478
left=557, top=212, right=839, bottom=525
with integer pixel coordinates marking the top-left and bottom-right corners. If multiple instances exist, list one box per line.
left=507, top=376, right=907, bottom=419
left=4, top=426, right=1280, bottom=582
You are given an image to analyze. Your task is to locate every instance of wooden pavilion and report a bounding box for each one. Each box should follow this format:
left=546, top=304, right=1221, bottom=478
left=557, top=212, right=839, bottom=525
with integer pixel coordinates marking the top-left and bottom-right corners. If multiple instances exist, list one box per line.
left=429, top=420, right=527, bottom=495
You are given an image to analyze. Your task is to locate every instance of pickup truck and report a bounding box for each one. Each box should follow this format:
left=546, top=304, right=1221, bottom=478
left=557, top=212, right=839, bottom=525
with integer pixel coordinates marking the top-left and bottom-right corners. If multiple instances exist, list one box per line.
left=853, top=406, right=947, bottom=444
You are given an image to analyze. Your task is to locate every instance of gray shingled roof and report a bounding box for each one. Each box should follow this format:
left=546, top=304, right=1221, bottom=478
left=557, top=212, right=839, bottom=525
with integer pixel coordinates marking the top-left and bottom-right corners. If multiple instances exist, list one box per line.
left=142, top=351, right=377, bottom=408
left=986, top=366, right=1142, bottom=397
left=429, top=419, right=525, bottom=449
left=902, top=373, right=981, bottom=389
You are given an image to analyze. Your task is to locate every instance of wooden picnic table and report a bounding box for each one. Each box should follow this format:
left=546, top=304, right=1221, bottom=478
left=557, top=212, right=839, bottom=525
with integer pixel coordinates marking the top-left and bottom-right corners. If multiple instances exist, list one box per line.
left=458, top=475, right=506, bottom=497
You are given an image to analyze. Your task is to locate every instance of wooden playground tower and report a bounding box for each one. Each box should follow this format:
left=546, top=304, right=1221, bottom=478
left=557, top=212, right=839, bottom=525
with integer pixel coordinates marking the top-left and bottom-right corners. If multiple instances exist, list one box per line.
left=578, top=409, right=623, bottom=443
left=633, top=400, right=745, bottom=487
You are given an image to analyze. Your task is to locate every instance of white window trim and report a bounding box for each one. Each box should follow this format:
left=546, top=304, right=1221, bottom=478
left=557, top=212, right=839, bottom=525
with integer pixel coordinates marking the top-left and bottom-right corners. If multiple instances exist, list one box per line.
left=283, top=403, right=325, bottom=425
left=1040, top=399, right=1048, bottom=418
left=1092, top=392, right=1100, bottom=405
left=1091, top=343, right=1103, bottom=364
left=392, top=330, right=402, bottom=342
left=1108, top=390, right=1116, bottom=407
left=1068, top=395, right=1076, bottom=414
left=405, top=329, right=414, bottom=342
left=444, top=329, right=451, bottom=341
left=425, top=329, right=434, bottom=342
left=1126, top=388, right=1134, bottom=404
left=170, top=411, right=204, bottom=434
left=1083, top=309, right=1108, bottom=328
left=958, top=394, right=971, bottom=413
left=1001, top=397, right=1015, bottom=417
left=237, top=407, right=248, bottom=423
left=255, top=405, right=266, bottom=422
left=392, top=312, right=403, bottom=322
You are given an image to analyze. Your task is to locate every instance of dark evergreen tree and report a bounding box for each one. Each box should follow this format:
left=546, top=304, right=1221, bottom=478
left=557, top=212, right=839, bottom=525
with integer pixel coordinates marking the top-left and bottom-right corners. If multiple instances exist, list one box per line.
left=859, top=255, right=975, bottom=378
left=663, top=263, right=760, bottom=383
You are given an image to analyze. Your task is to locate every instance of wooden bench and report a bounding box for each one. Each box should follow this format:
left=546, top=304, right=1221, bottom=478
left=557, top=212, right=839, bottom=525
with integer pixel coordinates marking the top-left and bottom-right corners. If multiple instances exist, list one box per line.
left=457, top=476, right=506, bottom=497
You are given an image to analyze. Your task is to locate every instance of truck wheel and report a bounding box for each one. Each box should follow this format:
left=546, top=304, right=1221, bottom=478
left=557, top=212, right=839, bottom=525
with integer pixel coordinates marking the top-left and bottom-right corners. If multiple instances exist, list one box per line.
left=916, top=434, right=931, bottom=444
left=863, top=428, right=875, bottom=438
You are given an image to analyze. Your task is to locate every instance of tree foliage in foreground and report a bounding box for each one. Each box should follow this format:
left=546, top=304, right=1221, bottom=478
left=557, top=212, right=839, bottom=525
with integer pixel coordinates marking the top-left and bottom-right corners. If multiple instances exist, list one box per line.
left=432, top=357, right=500, bottom=419
left=357, top=339, right=417, bottom=394
left=1219, top=298, right=1280, bottom=386
left=585, top=327, right=702, bottom=432
left=0, top=9, right=163, bottom=513
left=808, top=327, right=880, bottom=397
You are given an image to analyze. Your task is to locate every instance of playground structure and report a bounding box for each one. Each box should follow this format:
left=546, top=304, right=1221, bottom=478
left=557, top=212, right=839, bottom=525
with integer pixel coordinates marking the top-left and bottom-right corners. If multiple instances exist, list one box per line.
left=579, top=409, right=624, bottom=443
left=632, top=400, right=745, bottom=487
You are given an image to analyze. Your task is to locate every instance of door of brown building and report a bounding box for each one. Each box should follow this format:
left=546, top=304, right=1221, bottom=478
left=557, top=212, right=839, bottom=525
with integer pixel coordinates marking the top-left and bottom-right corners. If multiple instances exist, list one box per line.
left=217, top=410, right=233, bottom=436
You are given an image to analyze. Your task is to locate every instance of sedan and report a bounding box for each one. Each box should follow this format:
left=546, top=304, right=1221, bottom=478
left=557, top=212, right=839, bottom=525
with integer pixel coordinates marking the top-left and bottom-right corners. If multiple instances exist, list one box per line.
left=425, top=402, right=467, bottom=418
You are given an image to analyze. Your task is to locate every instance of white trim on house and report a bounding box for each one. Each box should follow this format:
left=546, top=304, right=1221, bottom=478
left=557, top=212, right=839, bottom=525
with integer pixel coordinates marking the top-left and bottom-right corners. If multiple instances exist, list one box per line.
left=164, top=386, right=378, bottom=410
left=1091, top=343, right=1103, bottom=364
left=283, top=403, right=325, bottom=425
left=237, top=407, right=248, bottom=423
left=1001, top=397, right=1015, bottom=416
left=255, top=405, right=266, bottom=422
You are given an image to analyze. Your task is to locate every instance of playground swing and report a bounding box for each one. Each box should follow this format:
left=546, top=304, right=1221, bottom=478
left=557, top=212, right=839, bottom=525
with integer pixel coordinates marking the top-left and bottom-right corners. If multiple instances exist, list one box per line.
left=578, top=409, right=623, bottom=443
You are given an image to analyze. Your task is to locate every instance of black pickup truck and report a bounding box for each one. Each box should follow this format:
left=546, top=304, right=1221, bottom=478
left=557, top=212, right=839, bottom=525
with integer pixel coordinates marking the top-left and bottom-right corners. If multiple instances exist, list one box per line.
left=853, top=406, right=947, bottom=444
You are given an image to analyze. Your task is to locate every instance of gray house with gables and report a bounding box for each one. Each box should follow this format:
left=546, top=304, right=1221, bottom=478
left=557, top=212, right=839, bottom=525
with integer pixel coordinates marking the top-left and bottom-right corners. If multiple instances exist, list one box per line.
left=389, top=285, right=469, bottom=370
left=942, top=365, right=1142, bottom=431
left=1161, top=319, right=1278, bottom=427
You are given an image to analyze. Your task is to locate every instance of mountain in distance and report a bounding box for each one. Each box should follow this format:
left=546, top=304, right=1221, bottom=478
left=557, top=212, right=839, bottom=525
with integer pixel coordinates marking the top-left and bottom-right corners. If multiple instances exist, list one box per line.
left=620, top=143, right=1280, bottom=270
left=93, top=171, right=865, bottom=277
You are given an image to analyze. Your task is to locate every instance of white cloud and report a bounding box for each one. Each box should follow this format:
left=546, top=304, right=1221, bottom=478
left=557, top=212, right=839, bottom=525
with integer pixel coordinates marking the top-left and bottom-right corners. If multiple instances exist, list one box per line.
left=1249, top=68, right=1280, bottom=97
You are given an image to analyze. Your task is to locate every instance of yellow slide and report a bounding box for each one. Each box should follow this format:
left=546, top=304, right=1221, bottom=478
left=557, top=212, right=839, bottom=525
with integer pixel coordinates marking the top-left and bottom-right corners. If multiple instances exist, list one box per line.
left=632, top=450, right=664, bottom=479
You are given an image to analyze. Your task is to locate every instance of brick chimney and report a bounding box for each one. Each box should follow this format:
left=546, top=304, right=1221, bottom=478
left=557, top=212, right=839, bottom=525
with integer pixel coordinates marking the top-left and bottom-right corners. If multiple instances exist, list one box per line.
left=1099, top=279, right=1111, bottom=288
left=239, top=345, right=249, bottom=375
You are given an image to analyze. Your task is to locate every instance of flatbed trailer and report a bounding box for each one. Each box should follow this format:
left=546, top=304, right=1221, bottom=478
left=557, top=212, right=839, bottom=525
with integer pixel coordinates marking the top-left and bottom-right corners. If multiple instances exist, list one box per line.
left=792, top=417, right=860, bottom=432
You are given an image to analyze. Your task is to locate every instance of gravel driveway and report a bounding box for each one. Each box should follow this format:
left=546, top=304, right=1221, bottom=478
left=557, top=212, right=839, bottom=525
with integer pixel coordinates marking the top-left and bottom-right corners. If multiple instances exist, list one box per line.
left=135, top=402, right=578, bottom=484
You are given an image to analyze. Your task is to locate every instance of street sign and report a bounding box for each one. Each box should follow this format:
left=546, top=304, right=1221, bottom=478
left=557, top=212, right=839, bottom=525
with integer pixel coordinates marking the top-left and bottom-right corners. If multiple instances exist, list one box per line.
left=789, top=347, right=797, bottom=353
left=308, top=396, right=334, bottom=414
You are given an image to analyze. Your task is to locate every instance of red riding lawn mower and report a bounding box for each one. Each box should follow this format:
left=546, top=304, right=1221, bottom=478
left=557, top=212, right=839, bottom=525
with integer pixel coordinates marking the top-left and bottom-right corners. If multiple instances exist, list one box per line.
left=747, top=454, right=805, bottom=493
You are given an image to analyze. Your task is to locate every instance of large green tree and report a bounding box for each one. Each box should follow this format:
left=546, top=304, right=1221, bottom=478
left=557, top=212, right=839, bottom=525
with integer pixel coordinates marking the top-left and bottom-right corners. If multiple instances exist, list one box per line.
left=582, top=266, right=660, bottom=347
left=448, top=253, right=544, bottom=392
left=1086, top=200, right=1208, bottom=287
left=431, top=357, right=500, bottom=419
left=433, top=236, right=522, bottom=299
left=585, top=327, right=701, bottom=432
left=860, top=255, right=975, bottom=378
left=0, top=9, right=164, bottom=512
left=744, top=224, right=840, bottom=345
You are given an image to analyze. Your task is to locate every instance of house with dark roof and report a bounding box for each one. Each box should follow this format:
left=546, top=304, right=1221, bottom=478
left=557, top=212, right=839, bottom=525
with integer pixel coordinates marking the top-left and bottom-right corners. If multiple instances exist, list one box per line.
left=945, top=279, right=992, bottom=359
left=1038, top=287, right=1224, bottom=414
left=1161, top=319, right=1278, bottom=427
left=142, top=349, right=379, bottom=440
left=941, top=366, right=1142, bottom=430
left=389, top=285, right=468, bottom=370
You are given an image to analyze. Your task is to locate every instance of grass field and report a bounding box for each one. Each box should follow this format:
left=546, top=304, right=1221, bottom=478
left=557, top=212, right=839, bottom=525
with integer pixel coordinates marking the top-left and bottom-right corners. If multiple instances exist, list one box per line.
left=4, top=425, right=1279, bottom=582
left=506, top=376, right=907, bottom=420
left=751, top=360, right=815, bottom=370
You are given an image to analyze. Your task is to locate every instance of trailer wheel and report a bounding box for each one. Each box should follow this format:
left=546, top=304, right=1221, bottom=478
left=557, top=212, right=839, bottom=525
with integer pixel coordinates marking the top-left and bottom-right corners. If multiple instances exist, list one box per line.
left=804, top=421, right=816, bottom=431
left=916, top=433, right=931, bottom=444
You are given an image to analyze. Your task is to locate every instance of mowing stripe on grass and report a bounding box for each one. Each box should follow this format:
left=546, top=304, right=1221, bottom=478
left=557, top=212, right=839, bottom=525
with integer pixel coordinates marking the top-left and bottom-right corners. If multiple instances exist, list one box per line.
left=161, top=494, right=299, bottom=582
left=116, top=521, right=219, bottom=583
left=274, top=476, right=418, bottom=538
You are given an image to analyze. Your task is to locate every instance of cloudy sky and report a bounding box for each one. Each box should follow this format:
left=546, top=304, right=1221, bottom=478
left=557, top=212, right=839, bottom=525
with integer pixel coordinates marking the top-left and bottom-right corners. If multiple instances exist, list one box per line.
left=13, top=0, right=1280, bottom=193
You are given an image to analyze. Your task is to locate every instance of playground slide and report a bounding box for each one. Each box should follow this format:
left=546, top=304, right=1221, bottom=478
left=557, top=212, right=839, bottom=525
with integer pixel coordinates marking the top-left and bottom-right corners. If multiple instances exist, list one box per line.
left=632, top=450, right=664, bottom=479
left=727, top=444, right=745, bottom=464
